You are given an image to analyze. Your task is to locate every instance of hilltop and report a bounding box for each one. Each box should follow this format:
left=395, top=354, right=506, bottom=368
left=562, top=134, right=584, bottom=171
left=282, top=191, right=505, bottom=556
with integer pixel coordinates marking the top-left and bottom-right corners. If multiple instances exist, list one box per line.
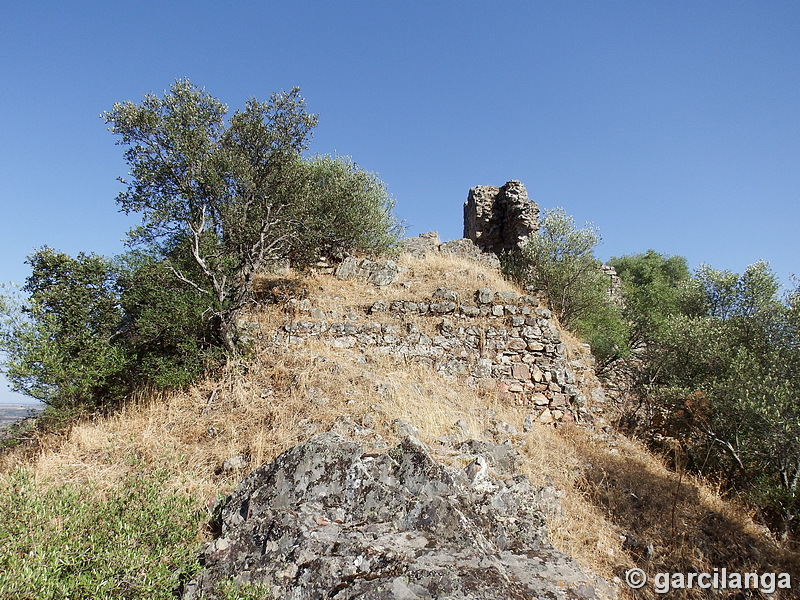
left=2, top=245, right=797, bottom=599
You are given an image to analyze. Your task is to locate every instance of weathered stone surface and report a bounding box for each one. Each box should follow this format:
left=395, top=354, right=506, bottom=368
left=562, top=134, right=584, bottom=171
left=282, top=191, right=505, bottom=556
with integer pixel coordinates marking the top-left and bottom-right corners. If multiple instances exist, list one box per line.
left=432, top=287, right=458, bottom=302
left=464, top=181, right=539, bottom=254
left=184, top=434, right=609, bottom=599
left=335, top=256, right=405, bottom=286
left=439, top=238, right=502, bottom=269
left=400, top=231, right=441, bottom=259
left=399, top=232, right=501, bottom=269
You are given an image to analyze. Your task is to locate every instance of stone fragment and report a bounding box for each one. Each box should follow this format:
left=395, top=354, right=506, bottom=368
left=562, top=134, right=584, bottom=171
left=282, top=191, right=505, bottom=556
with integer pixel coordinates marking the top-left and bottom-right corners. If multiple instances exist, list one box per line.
left=400, top=231, right=441, bottom=258
left=432, top=287, right=458, bottom=302
left=508, top=338, right=527, bottom=351
left=477, top=287, right=494, bottom=304
left=220, top=456, right=248, bottom=472
left=495, top=291, right=518, bottom=303
left=391, top=419, right=420, bottom=438
left=532, top=393, right=550, bottom=406
left=472, top=358, right=493, bottom=378
left=430, top=301, right=456, bottom=314
left=511, top=363, right=531, bottom=381
left=369, top=300, right=388, bottom=313
left=460, top=305, right=480, bottom=317
left=335, top=256, right=405, bottom=286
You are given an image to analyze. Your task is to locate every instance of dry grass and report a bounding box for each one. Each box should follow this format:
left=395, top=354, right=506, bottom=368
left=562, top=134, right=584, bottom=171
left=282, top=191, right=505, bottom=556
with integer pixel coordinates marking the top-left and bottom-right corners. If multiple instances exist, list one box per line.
left=4, top=251, right=799, bottom=599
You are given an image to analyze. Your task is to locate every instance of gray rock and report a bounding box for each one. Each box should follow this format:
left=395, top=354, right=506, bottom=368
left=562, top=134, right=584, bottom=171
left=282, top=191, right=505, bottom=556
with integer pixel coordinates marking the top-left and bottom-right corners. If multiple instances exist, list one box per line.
left=400, top=231, right=441, bottom=259
left=429, top=301, right=456, bottom=314
left=432, top=287, right=458, bottom=302
left=477, top=287, right=494, bottom=304
left=185, top=434, right=609, bottom=599
left=220, top=456, right=248, bottom=472
left=391, top=419, right=420, bottom=438
left=335, top=256, right=405, bottom=286
left=523, top=414, right=534, bottom=432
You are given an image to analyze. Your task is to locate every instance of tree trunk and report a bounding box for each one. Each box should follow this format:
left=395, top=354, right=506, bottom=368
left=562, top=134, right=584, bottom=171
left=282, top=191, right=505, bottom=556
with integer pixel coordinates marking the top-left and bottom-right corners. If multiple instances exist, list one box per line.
left=215, top=311, right=239, bottom=355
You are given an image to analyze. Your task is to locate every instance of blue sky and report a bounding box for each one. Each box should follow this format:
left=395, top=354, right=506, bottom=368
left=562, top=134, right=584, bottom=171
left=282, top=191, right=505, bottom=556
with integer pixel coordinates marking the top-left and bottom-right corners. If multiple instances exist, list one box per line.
left=1, top=2, right=798, bottom=403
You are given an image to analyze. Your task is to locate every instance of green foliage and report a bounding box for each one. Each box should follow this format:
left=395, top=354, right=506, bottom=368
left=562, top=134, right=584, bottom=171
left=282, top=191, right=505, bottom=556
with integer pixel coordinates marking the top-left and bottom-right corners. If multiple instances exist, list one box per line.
left=289, top=154, right=403, bottom=266
left=504, top=207, right=629, bottom=367
left=116, top=250, right=226, bottom=388
left=615, top=257, right=800, bottom=538
left=0, top=247, right=225, bottom=413
left=0, top=469, right=202, bottom=599
left=104, top=79, right=401, bottom=352
left=0, top=248, right=129, bottom=411
left=610, top=250, right=702, bottom=349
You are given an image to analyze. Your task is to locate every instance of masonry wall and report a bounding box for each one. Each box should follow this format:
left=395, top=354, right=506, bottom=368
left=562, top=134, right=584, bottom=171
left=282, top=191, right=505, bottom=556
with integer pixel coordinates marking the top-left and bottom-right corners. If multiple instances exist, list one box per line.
left=265, top=286, right=596, bottom=424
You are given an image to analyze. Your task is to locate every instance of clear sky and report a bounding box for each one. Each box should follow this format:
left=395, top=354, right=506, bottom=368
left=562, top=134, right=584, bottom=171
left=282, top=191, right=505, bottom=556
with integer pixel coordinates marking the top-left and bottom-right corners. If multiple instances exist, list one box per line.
left=1, top=1, right=798, bottom=403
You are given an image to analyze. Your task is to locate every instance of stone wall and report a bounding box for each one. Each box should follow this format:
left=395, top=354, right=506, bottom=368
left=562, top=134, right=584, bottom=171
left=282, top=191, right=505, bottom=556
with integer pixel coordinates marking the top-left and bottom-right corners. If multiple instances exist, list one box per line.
left=463, top=180, right=539, bottom=254
left=267, top=286, right=596, bottom=424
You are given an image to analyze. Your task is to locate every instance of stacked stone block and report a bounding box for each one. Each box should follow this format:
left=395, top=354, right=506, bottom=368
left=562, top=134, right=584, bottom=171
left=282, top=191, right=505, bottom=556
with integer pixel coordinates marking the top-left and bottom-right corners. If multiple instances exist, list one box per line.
left=270, top=286, right=588, bottom=423
left=463, top=180, right=539, bottom=254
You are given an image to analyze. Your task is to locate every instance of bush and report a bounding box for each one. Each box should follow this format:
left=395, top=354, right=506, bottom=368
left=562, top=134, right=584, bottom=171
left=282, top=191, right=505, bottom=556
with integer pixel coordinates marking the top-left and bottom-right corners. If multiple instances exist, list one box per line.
left=116, top=250, right=227, bottom=389
left=613, top=257, right=800, bottom=539
left=289, top=154, right=403, bottom=267
left=503, top=207, right=629, bottom=368
left=0, top=248, right=129, bottom=411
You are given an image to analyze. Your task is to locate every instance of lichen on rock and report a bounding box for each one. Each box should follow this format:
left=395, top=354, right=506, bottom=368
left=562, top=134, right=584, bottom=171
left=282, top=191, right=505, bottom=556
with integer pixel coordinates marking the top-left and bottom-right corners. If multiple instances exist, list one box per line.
left=183, top=433, right=609, bottom=599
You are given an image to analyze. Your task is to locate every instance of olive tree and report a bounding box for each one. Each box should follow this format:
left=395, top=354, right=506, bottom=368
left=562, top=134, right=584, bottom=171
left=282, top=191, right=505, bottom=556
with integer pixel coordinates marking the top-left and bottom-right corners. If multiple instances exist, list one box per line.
left=104, top=80, right=320, bottom=352
left=105, top=81, right=400, bottom=352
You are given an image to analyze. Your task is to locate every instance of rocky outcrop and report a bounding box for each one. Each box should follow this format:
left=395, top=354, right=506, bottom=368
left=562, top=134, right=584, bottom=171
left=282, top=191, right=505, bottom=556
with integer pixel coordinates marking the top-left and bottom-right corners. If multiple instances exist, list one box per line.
left=335, top=256, right=406, bottom=287
left=183, top=433, right=609, bottom=599
left=400, top=232, right=502, bottom=270
left=464, top=181, right=539, bottom=254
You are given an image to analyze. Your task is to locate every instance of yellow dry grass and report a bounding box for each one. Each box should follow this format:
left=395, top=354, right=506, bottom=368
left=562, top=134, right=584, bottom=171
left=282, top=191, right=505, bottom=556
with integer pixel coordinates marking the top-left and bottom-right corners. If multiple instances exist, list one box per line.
left=3, top=251, right=798, bottom=598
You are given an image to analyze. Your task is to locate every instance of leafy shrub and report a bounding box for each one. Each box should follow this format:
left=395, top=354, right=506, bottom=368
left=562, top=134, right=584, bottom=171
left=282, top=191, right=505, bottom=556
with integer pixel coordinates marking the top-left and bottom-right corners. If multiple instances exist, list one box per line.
left=0, top=248, right=129, bottom=411
left=503, top=207, right=629, bottom=367
left=612, top=256, right=800, bottom=539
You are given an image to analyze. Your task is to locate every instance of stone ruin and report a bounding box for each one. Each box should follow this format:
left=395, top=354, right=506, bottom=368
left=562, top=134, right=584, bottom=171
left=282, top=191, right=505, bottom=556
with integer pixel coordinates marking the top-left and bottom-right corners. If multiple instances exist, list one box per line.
left=212, top=180, right=614, bottom=598
left=464, top=180, right=539, bottom=254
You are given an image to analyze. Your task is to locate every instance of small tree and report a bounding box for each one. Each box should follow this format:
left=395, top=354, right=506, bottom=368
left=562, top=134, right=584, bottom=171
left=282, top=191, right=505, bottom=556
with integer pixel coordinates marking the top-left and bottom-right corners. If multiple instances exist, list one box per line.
left=504, top=207, right=628, bottom=367
left=0, top=248, right=128, bottom=411
left=104, top=80, right=400, bottom=352
left=104, top=79, right=319, bottom=353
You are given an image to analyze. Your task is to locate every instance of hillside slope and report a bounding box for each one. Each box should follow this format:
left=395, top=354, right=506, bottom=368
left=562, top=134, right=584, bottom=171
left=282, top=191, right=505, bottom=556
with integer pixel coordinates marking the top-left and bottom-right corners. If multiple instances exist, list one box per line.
left=2, top=251, right=798, bottom=599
